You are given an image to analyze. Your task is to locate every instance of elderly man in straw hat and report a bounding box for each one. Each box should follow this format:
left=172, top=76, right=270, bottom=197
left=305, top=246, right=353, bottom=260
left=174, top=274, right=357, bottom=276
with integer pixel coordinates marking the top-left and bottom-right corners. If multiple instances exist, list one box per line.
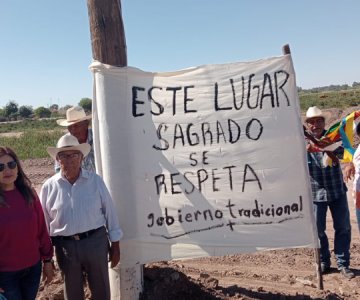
left=40, top=134, right=123, bottom=299
left=55, top=106, right=95, bottom=172
left=305, top=106, right=354, bottom=279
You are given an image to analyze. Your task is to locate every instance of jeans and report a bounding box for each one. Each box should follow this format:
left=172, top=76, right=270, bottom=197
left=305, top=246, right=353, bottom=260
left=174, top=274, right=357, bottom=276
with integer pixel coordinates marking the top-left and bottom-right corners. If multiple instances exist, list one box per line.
left=0, top=260, right=41, bottom=300
left=313, top=194, right=351, bottom=269
left=356, top=207, right=360, bottom=233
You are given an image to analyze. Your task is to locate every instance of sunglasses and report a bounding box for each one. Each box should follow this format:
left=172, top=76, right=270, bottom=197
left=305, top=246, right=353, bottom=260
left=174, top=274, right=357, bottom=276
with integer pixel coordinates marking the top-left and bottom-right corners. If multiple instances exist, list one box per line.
left=0, top=161, right=17, bottom=172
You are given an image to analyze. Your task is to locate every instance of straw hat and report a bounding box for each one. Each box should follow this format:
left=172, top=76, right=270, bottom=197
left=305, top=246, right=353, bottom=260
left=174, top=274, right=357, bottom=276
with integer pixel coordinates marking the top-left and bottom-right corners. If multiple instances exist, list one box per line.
left=305, top=106, right=330, bottom=122
left=47, top=134, right=91, bottom=160
left=56, top=106, right=91, bottom=127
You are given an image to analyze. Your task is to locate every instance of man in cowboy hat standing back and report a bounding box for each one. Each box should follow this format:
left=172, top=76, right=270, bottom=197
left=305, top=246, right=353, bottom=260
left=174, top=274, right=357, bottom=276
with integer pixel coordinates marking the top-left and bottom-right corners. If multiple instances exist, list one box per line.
left=305, top=106, right=354, bottom=279
left=55, top=106, right=95, bottom=172
left=40, top=134, right=122, bottom=299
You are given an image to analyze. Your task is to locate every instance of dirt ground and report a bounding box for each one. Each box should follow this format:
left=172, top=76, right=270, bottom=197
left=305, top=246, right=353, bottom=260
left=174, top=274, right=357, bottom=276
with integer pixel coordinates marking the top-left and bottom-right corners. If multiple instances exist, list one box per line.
left=22, top=107, right=360, bottom=300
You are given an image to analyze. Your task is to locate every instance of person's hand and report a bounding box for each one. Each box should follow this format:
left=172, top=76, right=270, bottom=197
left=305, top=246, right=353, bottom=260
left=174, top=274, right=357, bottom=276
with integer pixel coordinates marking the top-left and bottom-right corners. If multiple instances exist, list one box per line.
left=306, top=141, right=318, bottom=152
left=343, top=162, right=355, bottom=183
left=109, top=241, right=120, bottom=268
left=316, top=137, right=333, bottom=148
left=356, top=191, right=360, bottom=209
left=306, top=142, right=312, bottom=151
left=42, top=261, right=55, bottom=285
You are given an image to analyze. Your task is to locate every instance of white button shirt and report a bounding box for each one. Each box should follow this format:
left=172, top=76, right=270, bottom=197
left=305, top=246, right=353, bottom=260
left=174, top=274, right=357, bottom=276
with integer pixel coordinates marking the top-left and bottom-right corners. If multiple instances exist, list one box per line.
left=40, top=169, right=123, bottom=242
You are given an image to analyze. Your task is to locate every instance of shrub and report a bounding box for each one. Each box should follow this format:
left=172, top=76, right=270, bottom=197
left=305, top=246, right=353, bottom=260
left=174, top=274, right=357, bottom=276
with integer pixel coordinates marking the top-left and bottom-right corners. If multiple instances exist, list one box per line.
left=0, top=129, right=64, bottom=159
left=34, top=107, right=51, bottom=118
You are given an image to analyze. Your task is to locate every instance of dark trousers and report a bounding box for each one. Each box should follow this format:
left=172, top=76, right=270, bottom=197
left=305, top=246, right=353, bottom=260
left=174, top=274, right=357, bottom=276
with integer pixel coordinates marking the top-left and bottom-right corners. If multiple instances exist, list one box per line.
left=314, top=195, right=351, bottom=269
left=53, top=227, right=110, bottom=300
left=0, top=260, right=41, bottom=300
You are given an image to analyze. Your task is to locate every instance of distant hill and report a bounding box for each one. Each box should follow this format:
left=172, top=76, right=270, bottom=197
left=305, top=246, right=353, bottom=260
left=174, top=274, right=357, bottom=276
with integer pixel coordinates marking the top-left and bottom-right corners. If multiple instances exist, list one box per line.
left=298, top=81, right=360, bottom=93
left=298, top=83, right=360, bottom=111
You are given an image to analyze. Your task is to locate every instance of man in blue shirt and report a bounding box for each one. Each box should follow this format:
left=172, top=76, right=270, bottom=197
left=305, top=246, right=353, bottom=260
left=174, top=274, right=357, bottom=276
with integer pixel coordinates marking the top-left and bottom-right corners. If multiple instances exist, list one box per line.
left=305, top=106, right=354, bottom=279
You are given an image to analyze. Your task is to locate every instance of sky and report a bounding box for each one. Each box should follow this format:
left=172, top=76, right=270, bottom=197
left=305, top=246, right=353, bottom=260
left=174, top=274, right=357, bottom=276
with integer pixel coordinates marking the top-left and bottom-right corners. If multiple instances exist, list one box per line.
left=0, top=0, right=359, bottom=109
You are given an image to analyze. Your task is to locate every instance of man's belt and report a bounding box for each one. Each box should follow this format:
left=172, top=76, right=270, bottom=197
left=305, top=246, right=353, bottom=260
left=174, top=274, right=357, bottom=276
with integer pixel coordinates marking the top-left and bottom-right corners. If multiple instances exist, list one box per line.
left=52, top=226, right=103, bottom=241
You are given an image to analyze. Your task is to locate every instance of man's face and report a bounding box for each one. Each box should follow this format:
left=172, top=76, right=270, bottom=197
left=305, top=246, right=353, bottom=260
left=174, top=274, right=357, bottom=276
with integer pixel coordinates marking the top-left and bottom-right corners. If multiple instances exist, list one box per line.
left=68, top=120, right=89, bottom=140
left=306, top=117, right=325, bottom=139
left=57, top=150, right=83, bottom=179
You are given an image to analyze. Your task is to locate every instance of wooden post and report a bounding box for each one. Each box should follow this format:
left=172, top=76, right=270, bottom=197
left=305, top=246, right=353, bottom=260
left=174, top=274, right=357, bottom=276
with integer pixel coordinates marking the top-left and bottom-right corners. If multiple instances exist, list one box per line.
left=283, top=43, right=324, bottom=290
left=314, top=248, right=324, bottom=290
left=282, top=44, right=291, bottom=55
left=87, top=0, right=127, bottom=66
left=87, top=1, right=143, bottom=299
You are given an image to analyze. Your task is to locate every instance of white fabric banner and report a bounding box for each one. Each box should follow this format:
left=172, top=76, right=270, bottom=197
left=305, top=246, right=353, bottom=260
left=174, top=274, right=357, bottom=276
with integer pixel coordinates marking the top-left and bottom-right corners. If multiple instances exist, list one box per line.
left=90, top=55, right=318, bottom=265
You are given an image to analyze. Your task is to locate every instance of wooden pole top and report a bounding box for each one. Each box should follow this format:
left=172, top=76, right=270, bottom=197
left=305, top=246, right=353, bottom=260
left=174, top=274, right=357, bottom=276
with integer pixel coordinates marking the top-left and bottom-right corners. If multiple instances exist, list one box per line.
left=282, top=44, right=291, bottom=55
left=87, top=0, right=127, bottom=66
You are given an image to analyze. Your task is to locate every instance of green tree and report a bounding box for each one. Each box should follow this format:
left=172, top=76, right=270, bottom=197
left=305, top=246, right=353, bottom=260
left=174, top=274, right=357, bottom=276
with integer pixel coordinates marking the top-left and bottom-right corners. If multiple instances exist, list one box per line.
left=4, top=100, right=19, bottom=119
left=62, top=105, right=72, bottom=111
left=58, top=105, right=72, bottom=116
left=19, top=105, right=34, bottom=119
left=51, top=111, right=59, bottom=118
left=50, top=104, right=59, bottom=112
left=79, top=98, right=92, bottom=113
left=352, top=81, right=360, bottom=88
left=0, top=108, right=6, bottom=122
left=34, top=106, right=51, bottom=118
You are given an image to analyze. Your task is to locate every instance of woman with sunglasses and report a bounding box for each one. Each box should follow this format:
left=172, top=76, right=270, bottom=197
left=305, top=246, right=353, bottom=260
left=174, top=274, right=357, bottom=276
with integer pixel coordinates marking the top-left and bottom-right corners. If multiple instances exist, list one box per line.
left=0, top=147, right=54, bottom=300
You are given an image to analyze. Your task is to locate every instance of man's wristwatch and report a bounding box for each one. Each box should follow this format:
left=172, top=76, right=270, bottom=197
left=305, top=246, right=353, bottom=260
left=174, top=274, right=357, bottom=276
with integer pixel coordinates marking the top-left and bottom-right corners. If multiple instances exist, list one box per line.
left=43, top=258, right=54, bottom=264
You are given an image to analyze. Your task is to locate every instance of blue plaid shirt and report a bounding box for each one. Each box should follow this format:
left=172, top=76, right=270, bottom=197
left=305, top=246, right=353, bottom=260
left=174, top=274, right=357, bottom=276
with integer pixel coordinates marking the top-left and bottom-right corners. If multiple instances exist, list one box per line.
left=307, top=151, right=347, bottom=202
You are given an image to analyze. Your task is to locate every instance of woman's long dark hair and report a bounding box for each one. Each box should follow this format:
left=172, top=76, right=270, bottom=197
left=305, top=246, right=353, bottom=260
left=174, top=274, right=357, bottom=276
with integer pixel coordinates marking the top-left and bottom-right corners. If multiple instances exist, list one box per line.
left=0, top=147, right=36, bottom=207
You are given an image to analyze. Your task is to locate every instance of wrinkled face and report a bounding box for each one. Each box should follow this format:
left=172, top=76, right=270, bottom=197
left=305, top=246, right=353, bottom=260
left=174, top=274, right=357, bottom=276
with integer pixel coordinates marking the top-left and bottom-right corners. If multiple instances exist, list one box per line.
left=306, top=117, right=325, bottom=139
left=57, top=150, right=83, bottom=180
left=68, top=120, right=89, bottom=141
left=0, top=154, right=18, bottom=190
